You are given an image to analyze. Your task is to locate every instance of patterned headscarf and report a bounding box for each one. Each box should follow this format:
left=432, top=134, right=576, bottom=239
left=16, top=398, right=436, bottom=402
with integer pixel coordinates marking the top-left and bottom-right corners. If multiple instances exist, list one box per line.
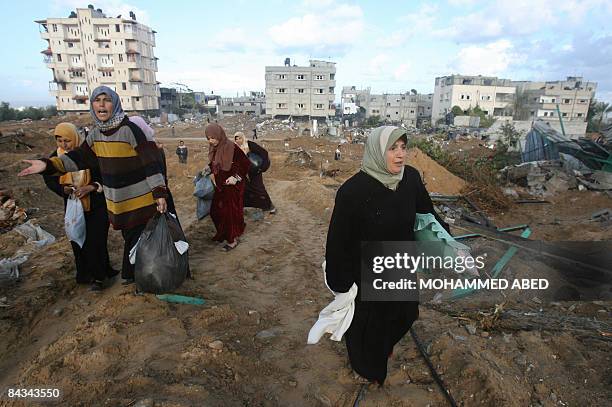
left=54, top=122, right=92, bottom=211
left=90, top=86, right=126, bottom=131
left=206, top=123, right=235, bottom=172
left=361, top=126, right=407, bottom=190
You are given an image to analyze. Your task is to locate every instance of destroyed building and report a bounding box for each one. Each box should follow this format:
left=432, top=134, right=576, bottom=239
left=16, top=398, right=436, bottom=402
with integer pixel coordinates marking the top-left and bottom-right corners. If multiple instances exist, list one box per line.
left=341, top=86, right=433, bottom=126
left=265, top=59, right=336, bottom=119
left=219, top=91, right=266, bottom=117
left=512, top=77, right=596, bottom=136
left=36, top=5, right=160, bottom=113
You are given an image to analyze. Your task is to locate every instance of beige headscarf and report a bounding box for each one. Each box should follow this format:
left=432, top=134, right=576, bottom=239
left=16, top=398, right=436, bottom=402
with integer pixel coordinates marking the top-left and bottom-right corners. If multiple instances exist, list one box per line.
left=54, top=123, right=92, bottom=211
left=234, top=131, right=249, bottom=155
left=361, top=126, right=407, bottom=191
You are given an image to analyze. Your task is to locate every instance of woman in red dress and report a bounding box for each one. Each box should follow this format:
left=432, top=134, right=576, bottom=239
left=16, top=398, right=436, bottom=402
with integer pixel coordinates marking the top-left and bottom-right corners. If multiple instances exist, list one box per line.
left=206, top=123, right=251, bottom=251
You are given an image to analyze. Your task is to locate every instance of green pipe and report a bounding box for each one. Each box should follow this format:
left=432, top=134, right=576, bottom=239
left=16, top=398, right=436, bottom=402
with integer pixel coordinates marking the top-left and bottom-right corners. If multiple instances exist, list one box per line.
left=455, top=224, right=529, bottom=240
left=156, top=294, right=206, bottom=305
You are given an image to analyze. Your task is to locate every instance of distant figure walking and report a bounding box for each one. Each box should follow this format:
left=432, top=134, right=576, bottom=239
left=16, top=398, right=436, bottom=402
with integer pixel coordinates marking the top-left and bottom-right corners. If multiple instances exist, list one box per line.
left=334, top=144, right=342, bottom=161
left=252, top=127, right=258, bottom=140
left=176, top=140, right=188, bottom=164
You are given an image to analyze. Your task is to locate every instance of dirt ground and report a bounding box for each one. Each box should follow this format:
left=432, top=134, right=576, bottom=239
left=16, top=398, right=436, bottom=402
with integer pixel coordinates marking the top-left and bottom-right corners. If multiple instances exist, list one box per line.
left=0, top=116, right=610, bottom=406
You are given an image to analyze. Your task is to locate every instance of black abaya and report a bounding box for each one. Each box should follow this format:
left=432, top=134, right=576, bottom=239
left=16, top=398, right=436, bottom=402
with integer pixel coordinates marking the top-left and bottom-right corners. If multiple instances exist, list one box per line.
left=325, top=165, right=448, bottom=383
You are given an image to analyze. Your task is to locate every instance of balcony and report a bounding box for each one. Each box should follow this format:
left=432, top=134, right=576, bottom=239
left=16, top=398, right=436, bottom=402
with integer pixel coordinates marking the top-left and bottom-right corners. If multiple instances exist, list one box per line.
left=129, top=69, right=143, bottom=82
left=40, top=47, right=52, bottom=56
left=68, top=66, right=85, bottom=72
left=43, top=55, right=53, bottom=64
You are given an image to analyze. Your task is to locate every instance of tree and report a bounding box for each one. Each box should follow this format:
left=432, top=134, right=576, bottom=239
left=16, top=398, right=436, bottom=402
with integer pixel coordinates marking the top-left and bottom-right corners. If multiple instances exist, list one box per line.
left=500, top=122, right=520, bottom=147
left=410, top=89, right=417, bottom=95
left=451, top=105, right=464, bottom=116
left=366, top=115, right=382, bottom=126
left=587, top=99, right=611, bottom=132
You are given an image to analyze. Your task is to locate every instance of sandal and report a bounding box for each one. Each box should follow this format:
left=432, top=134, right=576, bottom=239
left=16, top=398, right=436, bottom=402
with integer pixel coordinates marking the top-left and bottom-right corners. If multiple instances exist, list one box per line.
left=222, top=242, right=238, bottom=252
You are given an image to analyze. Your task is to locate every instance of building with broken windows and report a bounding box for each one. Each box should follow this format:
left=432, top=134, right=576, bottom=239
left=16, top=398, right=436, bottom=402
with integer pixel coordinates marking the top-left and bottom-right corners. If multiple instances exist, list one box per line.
left=432, top=75, right=516, bottom=124
left=265, top=59, right=336, bottom=118
left=512, top=77, right=596, bottom=129
left=36, top=5, right=160, bottom=113
left=219, top=92, right=266, bottom=117
left=341, top=86, right=433, bottom=126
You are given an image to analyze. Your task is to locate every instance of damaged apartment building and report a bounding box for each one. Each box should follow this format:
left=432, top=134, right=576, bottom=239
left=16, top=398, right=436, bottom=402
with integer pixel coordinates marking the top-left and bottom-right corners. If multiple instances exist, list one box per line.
left=36, top=5, right=160, bottom=113
left=265, top=59, right=336, bottom=119
left=219, top=91, right=266, bottom=117
left=432, top=75, right=596, bottom=137
left=341, top=86, right=433, bottom=127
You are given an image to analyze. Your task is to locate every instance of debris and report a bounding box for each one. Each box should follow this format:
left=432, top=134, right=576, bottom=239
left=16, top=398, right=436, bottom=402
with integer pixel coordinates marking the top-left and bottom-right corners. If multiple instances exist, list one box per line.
left=208, top=340, right=224, bottom=350
left=255, top=327, right=281, bottom=340
left=464, top=324, right=477, bottom=335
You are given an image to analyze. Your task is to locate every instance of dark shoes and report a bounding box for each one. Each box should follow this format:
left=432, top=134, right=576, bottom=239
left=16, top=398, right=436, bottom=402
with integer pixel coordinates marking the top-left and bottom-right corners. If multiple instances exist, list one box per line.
left=121, top=278, right=135, bottom=286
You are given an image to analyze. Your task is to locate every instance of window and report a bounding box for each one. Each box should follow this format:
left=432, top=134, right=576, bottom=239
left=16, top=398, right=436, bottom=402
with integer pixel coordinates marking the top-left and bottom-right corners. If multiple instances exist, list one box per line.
left=68, top=42, right=74, bottom=48
left=134, top=97, right=140, bottom=102
left=330, top=73, right=335, bottom=80
left=296, top=74, right=305, bottom=80
left=277, top=103, right=287, bottom=109
left=277, top=88, right=286, bottom=93
left=277, top=74, right=286, bottom=80
left=315, top=103, right=324, bottom=109
left=577, top=113, right=584, bottom=118
left=562, top=113, right=568, bottom=117
left=52, top=24, right=58, bottom=32
left=57, top=54, right=62, bottom=62
left=118, top=54, right=123, bottom=62
left=578, top=99, right=587, bottom=103
left=386, top=114, right=391, bottom=118
left=122, top=83, right=127, bottom=90
left=329, top=87, right=335, bottom=93
left=315, top=75, right=324, bottom=80
left=564, top=99, right=571, bottom=104
left=115, top=24, right=120, bottom=32
left=315, top=89, right=324, bottom=94
left=102, top=71, right=112, bottom=77
left=296, top=103, right=304, bottom=108
left=386, top=103, right=391, bottom=106
left=297, top=88, right=305, bottom=94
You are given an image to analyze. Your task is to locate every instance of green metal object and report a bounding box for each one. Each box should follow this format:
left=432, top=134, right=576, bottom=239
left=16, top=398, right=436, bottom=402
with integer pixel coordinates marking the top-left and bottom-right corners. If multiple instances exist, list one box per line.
left=450, top=227, right=532, bottom=300
left=455, top=224, right=529, bottom=240
left=556, top=104, right=566, bottom=138
left=156, top=294, right=206, bottom=305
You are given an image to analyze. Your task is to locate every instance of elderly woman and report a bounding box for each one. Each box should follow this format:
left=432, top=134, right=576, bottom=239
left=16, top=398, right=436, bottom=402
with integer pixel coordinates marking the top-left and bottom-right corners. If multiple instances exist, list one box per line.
left=19, top=86, right=169, bottom=285
left=234, top=131, right=275, bottom=213
left=43, top=123, right=115, bottom=291
left=324, top=126, right=449, bottom=384
left=206, top=124, right=250, bottom=251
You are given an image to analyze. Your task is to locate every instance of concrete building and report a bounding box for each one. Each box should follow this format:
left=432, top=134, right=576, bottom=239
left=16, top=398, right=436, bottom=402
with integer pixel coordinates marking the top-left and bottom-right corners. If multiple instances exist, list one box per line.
left=220, top=91, right=266, bottom=116
left=36, top=5, right=160, bottom=112
left=265, top=59, right=336, bottom=118
left=432, top=75, right=516, bottom=124
left=159, top=87, right=178, bottom=113
left=341, top=86, right=433, bottom=126
left=512, top=77, right=596, bottom=124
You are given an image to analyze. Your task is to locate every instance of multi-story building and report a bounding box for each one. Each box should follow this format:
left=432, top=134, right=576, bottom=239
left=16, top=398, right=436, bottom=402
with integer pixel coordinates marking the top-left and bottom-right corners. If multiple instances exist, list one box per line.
left=341, top=86, right=432, bottom=126
left=265, top=59, right=336, bottom=118
left=36, top=5, right=160, bottom=112
left=512, top=77, right=596, bottom=123
left=159, top=87, right=178, bottom=113
left=220, top=92, right=266, bottom=116
left=432, top=75, right=515, bottom=124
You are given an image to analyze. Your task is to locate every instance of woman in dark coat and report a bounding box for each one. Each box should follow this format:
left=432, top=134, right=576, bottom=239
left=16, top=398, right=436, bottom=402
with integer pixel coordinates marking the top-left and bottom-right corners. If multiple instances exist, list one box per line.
left=206, top=124, right=251, bottom=251
left=325, top=126, right=449, bottom=384
left=43, top=123, right=116, bottom=291
left=234, top=132, right=275, bottom=213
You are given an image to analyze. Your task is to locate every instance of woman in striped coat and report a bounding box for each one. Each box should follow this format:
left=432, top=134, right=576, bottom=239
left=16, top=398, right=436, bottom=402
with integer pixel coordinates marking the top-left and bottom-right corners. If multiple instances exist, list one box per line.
left=19, top=86, right=169, bottom=285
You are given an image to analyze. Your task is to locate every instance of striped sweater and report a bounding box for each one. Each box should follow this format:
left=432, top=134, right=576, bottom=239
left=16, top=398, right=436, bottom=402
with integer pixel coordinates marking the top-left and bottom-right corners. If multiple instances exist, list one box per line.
left=43, top=118, right=167, bottom=230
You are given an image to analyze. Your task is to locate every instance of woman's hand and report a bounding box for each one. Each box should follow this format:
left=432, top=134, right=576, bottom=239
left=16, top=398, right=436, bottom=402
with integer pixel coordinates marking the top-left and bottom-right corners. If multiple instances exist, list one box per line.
left=156, top=197, right=167, bottom=213
left=225, top=176, right=238, bottom=186
left=18, top=160, right=47, bottom=176
left=210, top=173, right=217, bottom=187
left=74, top=185, right=95, bottom=199
left=63, top=185, right=75, bottom=195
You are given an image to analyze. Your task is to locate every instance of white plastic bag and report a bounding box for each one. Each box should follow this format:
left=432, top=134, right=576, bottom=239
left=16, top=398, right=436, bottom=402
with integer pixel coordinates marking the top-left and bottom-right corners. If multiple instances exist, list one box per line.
left=64, top=195, right=86, bottom=248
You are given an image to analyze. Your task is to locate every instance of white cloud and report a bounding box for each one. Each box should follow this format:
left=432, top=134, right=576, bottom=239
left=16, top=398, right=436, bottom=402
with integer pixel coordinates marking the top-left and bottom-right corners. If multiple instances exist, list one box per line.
left=268, top=3, right=364, bottom=55
left=452, top=39, right=526, bottom=76
left=393, top=63, right=411, bottom=81
left=368, top=54, right=390, bottom=76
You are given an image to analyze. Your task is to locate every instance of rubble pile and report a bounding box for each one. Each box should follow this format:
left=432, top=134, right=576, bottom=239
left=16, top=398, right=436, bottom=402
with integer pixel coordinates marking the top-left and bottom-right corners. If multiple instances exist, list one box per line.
left=0, top=190, right=28, bottom=232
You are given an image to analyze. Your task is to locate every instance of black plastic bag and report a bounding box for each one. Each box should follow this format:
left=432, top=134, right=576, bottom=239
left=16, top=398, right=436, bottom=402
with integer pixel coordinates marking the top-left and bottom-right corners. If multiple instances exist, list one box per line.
left=135, top=213, right=189, bottom=294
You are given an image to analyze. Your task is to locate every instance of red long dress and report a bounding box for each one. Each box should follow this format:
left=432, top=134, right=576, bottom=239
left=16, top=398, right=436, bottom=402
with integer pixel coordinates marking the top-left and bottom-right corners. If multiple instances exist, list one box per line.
left=210, top=144, right=251, bottom=243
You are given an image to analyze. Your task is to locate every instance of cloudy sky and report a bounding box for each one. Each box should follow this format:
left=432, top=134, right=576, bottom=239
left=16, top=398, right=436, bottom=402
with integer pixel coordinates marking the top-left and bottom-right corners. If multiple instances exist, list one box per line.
left=1, top=0, right=611, bottom=107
